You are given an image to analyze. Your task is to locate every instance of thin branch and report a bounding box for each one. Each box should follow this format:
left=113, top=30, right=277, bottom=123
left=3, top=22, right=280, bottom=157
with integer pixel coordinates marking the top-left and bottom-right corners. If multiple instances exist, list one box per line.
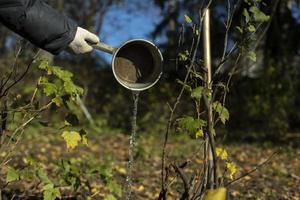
left=0, top=44, right=23, bottom=95
left=253, top=0, right=280, bottom=50
left=226, top=151, right=278, bottom=186
left=214, top=0, right=241, bottom=76
left=173, top=163, right=191, bottom=200
left=0, top=101, right=53, bottom=167
left=0, top=50, right=41, bottom=99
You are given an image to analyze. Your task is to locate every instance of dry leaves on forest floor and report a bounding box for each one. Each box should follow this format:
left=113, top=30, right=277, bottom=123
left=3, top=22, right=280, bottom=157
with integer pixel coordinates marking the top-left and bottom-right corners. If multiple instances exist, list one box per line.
left=0, top=132, right=299, bottom=199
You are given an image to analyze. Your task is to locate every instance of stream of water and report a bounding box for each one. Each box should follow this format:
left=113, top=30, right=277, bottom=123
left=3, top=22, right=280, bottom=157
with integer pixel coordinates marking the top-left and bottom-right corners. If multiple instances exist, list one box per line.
left=125, top=91, right=140, bottom=200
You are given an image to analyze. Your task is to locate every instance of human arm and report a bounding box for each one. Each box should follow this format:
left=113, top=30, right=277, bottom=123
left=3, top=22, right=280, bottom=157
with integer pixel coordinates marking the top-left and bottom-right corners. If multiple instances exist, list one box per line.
left=0, top=0, right=99, bottom=54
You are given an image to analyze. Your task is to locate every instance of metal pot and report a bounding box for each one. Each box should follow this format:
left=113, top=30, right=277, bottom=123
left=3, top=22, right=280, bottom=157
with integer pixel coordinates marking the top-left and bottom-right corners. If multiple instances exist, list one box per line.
left=93, top=39, right=163, bottom=91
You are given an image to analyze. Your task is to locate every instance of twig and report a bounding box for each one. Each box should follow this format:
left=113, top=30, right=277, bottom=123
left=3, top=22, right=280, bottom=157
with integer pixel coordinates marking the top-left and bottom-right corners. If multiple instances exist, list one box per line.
left=253, top=0, right=280, bottom=50
left=226, top=151, right=278, bottom=186
left=0, top=50, right=41, bottom=99
left=0, top=101, right=53, bottom=167
left=172, top=163, right=190, bottom=199
left=0, top=43, right=23, bottom=95
left=214, top=0, right=241, bottom=76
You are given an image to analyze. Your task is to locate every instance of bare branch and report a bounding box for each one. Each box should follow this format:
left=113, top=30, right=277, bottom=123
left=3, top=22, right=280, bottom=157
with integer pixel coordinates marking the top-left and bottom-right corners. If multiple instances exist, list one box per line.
left=0, top=50, right=41, bottom=99
left=226, top=151, right=278, bottom=186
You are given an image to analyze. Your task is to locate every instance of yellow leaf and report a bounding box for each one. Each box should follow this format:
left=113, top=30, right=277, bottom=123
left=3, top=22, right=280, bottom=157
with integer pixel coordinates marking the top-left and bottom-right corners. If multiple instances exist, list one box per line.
left=226, top=162, right=237, bottom=179
left=82, top=135, right=88, bottom=146
left=204, top=187, right=227, bottom=200
left=115, top=166, right=127, bottom=174
left=137, top=185, right=145, bottom=192
left=64, top=120, right=71, bottom=126
left=91, top=187, right=98, bottom=193
left=184, top=14, right=193, bottom=24
left=216, top=148, right=228, bottom=160
left=196, top=129, right=204, bottom=138
left=61, top=131, right=81, bottom=149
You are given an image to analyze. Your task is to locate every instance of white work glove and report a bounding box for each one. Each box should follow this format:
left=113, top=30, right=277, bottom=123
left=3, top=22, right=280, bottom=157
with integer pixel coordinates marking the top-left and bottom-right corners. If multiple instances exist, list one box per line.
left=68, top=27, right=99, bottom=54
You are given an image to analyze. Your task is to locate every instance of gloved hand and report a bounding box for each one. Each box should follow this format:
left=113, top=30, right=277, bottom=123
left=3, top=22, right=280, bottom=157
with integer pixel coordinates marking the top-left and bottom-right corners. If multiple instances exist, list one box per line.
left=68, top=27, right=99, bottom=54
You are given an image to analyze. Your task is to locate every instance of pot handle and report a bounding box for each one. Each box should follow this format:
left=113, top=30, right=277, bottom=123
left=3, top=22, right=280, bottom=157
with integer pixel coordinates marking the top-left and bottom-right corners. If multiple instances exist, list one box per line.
left=91, top=42, right=117, bottom=54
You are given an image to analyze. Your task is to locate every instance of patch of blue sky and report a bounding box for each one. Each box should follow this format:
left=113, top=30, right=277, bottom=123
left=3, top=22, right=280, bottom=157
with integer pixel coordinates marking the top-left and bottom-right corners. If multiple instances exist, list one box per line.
left=97, top=0, right=167, bottom=62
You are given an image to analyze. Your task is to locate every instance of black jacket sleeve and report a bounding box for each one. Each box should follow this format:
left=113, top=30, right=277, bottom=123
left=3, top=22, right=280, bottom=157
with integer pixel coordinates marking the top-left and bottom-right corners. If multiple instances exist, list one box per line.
left=0, top=0, right=77, bottom=54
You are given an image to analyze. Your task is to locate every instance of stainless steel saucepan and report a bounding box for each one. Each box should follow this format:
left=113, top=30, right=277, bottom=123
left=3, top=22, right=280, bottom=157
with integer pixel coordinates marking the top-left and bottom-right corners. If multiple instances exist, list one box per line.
left=92, top=39, right=163, bottom=91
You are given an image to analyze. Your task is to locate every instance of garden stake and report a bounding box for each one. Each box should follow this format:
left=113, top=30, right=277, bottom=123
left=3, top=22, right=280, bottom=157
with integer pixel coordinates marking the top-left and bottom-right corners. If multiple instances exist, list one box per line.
left=203, top=8, right=218, bottom=189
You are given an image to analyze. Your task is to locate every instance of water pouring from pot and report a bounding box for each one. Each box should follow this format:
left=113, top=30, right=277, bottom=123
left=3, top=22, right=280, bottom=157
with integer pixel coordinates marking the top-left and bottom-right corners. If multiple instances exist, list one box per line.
left=92, top=39, right=163, bottom=91
left=91, top=39, right=163, bottom=198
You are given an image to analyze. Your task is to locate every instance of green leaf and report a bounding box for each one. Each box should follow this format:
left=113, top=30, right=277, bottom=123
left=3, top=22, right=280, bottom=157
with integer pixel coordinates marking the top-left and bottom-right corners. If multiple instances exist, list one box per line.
left=67, top=176, right=81, bottom=189
left=52, top=67, right=73, bottom=81
left=43, top=184, right=61, bottom=200
left=39, top=61, right=49, bottom=71
left=59, top=160, right=81, bottom=189
left=236, top=26, right=243, bottom=34
left=191, top=86, right=204, bottom=99
left=62, top=131, right=82, bottom=150
left=39, top=61, right=83, bottom=98
left=213, top=102, right=230, bottom=124
left=61, top=160, right=71, bottom=173
left=64, top=81, right=83, bottom=96
left=43, top=183, right=55, bottom=190
left=212, top=128, right=216, bottom=136
left=249, top=6, right=270, bottom=22
left=104, top=194, right=117, bottom=200
left=99, top=165, right=113, bottom=179
left=243, top=9, right=250, bottom=23
left=40, top=77, right=58, bottom=97
left=247, top=51, right=257, bottom=62
left=6, top=167, right=20, bottom=183
left=178, top=50, right=190, bottom=61
left=24, top=156, right=38, bottom=166
left=247, top=24, right=256, bottom=32
left=245, top=0, right=251, bottom=5
left=37, top=168, right=52, bottom=184
left=177, top=116, right=206, bottom=136
left=178, top=53, right=188, bottom=61
left=107, top=180, right=122, bottom=197
left=184, top=14, right=193, bottom=24
left=43, top=83, right=58, bottom=96
left=204, top=188, right=227, bottom=200
left=51, top=96, right=62, bottom=107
